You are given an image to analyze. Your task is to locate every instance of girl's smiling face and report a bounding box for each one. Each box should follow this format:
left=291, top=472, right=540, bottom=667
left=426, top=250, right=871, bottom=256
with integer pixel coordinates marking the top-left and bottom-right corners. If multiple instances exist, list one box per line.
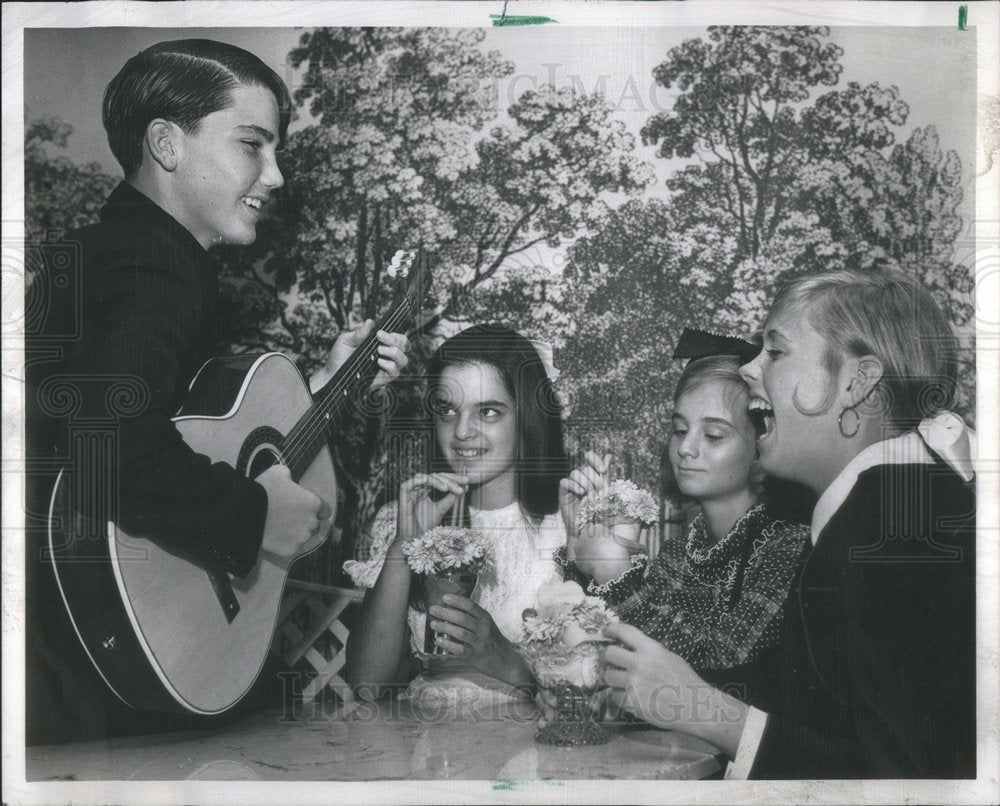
left=739, top=307, right=852, bottom=492
left=433, top=362, right=518, bottom=508
left=668, top=380, right=756, bottom=505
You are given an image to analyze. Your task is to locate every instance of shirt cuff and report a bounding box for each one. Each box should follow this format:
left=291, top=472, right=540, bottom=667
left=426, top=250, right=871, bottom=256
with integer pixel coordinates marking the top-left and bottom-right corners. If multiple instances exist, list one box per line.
left=723, top=705, right=768, bottom=780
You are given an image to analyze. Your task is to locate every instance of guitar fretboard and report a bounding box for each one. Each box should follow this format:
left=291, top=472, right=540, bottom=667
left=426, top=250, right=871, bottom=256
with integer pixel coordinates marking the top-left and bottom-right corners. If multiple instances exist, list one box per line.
left=279, top=302, right=411, bottom=482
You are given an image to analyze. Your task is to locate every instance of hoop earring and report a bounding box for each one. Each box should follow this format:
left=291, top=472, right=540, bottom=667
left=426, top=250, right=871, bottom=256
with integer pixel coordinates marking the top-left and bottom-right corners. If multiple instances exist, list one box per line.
left=838, top=407, right=861, bottom=439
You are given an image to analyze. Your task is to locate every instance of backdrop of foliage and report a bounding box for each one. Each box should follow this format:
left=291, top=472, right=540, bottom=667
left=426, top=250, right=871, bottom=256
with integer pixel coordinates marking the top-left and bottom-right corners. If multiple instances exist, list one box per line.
left=25, top=118, right=118, bottom=241
left=217, top=27, right=653, bottom=556
left=558, top=26, right=974, bottom=488
left=26, top=26, right=975, bottom=578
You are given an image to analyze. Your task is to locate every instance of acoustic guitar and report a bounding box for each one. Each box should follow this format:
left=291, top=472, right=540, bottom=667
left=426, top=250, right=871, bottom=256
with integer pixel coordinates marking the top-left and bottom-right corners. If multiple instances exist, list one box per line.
left=47, top=249, right=426, bottom=715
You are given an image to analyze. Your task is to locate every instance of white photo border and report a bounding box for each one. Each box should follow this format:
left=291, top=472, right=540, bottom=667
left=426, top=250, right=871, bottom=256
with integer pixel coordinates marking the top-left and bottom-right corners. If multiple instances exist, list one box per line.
left=3, top=2, right=998, bottom=804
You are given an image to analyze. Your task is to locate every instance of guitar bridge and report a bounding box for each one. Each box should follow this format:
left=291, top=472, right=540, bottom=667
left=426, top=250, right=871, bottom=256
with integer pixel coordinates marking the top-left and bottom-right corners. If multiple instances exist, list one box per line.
left=206, top=566, right=240, bottom=623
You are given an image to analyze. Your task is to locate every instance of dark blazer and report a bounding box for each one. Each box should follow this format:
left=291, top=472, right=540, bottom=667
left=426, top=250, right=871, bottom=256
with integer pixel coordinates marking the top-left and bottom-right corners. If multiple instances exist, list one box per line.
left=746, top=459, right=976, bottom=778
left=25, top=182, right=276, bottom=744
left=27, top=182, right=268, bottom=576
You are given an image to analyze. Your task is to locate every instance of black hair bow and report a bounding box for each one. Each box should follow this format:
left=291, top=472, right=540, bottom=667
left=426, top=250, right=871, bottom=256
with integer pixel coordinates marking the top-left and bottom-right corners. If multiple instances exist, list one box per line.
left=671, top=327, right=761, bottom=364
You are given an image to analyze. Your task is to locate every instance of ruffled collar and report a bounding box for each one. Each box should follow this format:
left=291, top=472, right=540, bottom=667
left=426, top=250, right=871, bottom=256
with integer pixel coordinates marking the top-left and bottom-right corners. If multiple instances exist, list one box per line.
left=686, top=502, right=769, bottom=567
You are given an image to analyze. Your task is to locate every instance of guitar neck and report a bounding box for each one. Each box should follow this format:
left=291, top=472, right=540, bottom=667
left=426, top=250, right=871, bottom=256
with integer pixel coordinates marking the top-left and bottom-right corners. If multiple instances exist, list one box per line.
left=280, top=303, right=409, bottom=482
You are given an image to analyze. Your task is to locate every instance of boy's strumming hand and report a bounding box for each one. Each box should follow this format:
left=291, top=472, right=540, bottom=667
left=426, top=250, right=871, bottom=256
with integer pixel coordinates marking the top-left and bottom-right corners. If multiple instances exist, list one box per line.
left=257, top=464, right=333, bottom=560
left=310, top=319, right=409, bottom=394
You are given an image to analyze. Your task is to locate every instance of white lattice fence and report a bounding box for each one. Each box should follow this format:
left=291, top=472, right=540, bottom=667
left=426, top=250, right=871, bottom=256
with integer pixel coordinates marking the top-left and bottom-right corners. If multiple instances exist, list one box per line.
left=272, top=580, right=364, bottom=705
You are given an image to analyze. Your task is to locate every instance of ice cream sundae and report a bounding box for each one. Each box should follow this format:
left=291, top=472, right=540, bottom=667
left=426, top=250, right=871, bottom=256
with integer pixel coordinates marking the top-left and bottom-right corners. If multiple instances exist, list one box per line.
left=403, top=525, right=489, bottom=655
left=519, top=579, right=617, bottom=745
left=572, top=479, right=657, bottom=561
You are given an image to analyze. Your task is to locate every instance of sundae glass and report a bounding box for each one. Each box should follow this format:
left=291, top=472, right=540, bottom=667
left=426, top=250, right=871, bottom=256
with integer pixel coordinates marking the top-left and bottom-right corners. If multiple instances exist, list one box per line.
left=573, top=479, right=658, bottom=560
left=518, top=579, right=617, bottom=746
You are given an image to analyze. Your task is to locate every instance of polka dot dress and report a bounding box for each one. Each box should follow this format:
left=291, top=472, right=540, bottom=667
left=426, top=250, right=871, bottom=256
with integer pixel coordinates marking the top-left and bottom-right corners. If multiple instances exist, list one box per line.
left=559, top=504, right=808, bottom=670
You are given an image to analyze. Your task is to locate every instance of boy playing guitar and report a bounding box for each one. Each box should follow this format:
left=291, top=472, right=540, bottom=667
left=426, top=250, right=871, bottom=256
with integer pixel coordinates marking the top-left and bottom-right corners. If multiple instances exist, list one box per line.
left=25, top=39, right=408, bottom=744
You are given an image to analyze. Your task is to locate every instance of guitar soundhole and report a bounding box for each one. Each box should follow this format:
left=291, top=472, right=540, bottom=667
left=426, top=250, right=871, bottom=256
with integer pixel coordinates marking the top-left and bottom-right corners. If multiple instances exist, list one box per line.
left=248, top=448, right=280, bottom=480
left=238, top=426, right=285, bottom=479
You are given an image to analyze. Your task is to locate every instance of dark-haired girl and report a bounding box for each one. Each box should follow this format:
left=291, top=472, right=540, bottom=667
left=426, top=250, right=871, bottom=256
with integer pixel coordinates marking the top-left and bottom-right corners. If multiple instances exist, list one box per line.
left=345, top=324, right=569, bottom=702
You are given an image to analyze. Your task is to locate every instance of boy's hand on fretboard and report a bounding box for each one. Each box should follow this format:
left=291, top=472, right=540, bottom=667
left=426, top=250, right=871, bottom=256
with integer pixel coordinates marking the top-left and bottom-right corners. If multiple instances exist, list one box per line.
left=309, top=320, right=409, bottom=395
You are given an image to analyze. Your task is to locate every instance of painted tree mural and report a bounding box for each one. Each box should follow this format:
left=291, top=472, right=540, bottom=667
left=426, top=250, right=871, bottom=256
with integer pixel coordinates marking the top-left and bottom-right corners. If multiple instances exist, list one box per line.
left=217, top=28, right=652, bottom=558
left=25, top=25, right=975, bottom=578
left=24, top=119, right=117, bottom=241
left=558, top=26, right=974, bottom=492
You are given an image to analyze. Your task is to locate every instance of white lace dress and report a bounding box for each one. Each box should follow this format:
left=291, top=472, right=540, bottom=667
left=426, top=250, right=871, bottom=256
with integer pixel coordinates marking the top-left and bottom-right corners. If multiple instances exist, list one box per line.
left=344, top=501, right=566, bottom=705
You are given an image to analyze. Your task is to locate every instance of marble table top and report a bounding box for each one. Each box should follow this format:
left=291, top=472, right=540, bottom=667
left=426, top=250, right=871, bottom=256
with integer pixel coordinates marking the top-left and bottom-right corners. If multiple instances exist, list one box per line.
left=26, top=698, right=724, bottom=782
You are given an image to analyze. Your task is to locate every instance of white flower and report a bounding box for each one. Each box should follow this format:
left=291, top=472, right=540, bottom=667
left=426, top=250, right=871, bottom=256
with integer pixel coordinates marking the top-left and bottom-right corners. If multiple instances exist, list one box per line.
left=386, top=249, right=415, bottom=279
left=576, top=479, right=658, bottom=532
left=402, top=525, right=489, bottom=575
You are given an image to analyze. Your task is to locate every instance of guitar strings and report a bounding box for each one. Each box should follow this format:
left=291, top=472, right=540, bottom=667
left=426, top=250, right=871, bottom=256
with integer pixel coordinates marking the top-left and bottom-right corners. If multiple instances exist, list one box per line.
left=280, top=303, right=410, bottom=476
left=281, top=253, right=423, bottom=474
left=282, top=304, right=406, bottom=473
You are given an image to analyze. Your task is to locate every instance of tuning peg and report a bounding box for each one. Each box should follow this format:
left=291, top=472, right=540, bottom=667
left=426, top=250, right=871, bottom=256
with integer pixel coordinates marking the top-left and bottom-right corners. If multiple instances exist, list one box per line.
left=398, top=249, right=416, bottom=278
left=387, top=249, right=406, bottom=278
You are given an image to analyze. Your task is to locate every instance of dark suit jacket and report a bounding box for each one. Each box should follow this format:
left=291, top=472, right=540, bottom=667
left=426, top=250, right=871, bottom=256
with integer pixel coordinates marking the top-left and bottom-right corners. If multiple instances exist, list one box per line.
left=743, top=460, right=976, bottom=778
left=27, top=181, right=268, bottom=576
left=24, top=183, right=276, bottom=743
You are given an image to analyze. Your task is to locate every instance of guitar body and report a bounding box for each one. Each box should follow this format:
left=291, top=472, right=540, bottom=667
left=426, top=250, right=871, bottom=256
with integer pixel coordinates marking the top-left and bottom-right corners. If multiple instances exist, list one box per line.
left=48, top=353, right=336, bottom=715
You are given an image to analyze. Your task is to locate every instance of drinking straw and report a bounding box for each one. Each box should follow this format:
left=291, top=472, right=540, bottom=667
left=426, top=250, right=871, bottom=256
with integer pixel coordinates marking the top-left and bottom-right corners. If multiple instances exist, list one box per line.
left=452, top=463, right=466, bottom=527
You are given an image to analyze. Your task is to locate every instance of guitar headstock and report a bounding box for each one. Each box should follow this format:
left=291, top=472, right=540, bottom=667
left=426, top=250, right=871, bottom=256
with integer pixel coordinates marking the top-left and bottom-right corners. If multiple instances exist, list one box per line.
left=386, top=248, right=431, bottom=323
left=386, top=249, right=415, bottom=280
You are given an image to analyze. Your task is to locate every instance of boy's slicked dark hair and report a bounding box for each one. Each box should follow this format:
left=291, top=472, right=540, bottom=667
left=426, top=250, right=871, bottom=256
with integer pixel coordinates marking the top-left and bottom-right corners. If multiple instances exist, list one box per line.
left=103, top=38, right=292, bottom=176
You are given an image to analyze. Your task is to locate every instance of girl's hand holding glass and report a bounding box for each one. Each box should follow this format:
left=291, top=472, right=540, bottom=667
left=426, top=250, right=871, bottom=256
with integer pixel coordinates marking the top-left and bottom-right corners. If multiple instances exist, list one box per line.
left=428, top=593, right=533, bottom=686
left=602, top=622, right=703, bottom=729
left=602, top=622, right=746, bottom=758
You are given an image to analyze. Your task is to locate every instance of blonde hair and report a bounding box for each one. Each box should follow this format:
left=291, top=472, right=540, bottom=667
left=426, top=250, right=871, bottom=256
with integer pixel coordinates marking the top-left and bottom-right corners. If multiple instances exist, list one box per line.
left=768, top=268, right=958, bottom=427
left=662, top=355, right=763, bottom=506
